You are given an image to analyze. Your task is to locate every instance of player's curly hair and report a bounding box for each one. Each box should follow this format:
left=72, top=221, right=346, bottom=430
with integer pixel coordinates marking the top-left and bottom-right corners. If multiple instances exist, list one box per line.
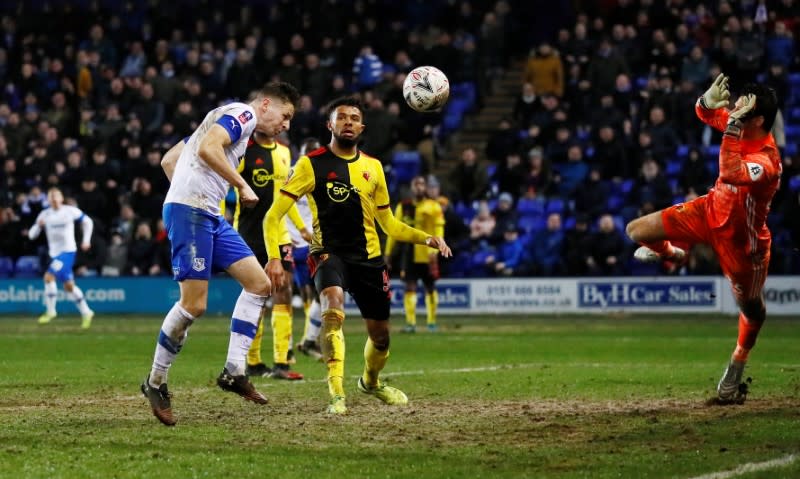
left=739, top=83, right=779, bottom=132
left=324, top=95, right=364, bottom=119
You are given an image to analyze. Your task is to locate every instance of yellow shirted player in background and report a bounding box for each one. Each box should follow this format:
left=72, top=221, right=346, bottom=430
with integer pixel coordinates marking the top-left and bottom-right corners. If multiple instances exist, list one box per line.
left=234, top=130, right=311, bottom=380
left=385, top=175, right=445, bottom=333
left=264, top=96, right=451, bottom=414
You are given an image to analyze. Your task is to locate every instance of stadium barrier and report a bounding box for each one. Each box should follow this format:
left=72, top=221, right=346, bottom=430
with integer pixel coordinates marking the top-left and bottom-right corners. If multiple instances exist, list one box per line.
left=0, top=276, right=797, bottom=316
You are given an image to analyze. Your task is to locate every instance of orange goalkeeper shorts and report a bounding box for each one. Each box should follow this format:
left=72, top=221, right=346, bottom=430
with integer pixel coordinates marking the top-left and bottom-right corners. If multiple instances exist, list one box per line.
left=661, top=195, right=770, bottom=302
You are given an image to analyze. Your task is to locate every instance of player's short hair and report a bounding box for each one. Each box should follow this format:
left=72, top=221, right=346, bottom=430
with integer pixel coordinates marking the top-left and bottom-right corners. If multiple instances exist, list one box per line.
left=254, top=81, right=300, bottom=107
left=324, top=96, right=364, bottom=119
left=740, top=83, right=779, bottom=132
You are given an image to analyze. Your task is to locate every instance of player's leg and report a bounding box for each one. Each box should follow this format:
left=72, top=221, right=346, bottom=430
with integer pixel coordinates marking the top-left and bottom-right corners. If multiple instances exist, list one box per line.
left=38, top=271, right=58, bottom=324
left=269, top=246, right=303, bottom=380
left=421, top=265, right=438, bottom=332
left=716, top=248, right=770, bottom=402
left=402, top=279, right=417, bottom=332
left=625, top=211, right=686, bottom=261
left=298, top=283, right=324, bottom=360
left=244, top=250, right=271, bottom=377
left=352, top=263, right=408, bottom=406
left=626, top=197, right=709, bottom=263
left=313, top=254, right=347, bottom=413
left=62, top=279, right=94, bottom=329
left=216, top=219, right=270, bottom=404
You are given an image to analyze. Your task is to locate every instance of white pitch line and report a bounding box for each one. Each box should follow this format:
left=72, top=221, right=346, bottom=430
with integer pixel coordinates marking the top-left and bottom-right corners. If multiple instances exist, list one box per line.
left=685, top=453, right=797, bottom=479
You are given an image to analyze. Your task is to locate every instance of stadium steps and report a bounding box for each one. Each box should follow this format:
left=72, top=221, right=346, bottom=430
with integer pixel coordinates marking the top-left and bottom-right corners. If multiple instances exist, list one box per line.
left=443, top=60, right=524, bottom=167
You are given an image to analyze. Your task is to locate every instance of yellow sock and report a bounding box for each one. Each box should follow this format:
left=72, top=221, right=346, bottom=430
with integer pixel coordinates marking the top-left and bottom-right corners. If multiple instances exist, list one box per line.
left=271, top=304, right=292, bottom=364
left=321, top=308, right=345, bottom=397
left=246, top=311, right=265, bottom=365
left=404, top=291, right=417, bottom=326
left=425, top=290, right=438, bottom=326
left=362, top=337, right=389, bottom=388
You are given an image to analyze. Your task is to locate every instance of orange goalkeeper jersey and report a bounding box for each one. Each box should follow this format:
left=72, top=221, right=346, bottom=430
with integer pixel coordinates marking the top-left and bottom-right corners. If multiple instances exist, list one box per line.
left=694, top=103, right=782, bottom=254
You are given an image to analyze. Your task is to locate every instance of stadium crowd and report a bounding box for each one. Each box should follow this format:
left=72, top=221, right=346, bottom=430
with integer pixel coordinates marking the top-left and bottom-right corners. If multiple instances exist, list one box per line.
left=0, top=0, right=798, bottom=279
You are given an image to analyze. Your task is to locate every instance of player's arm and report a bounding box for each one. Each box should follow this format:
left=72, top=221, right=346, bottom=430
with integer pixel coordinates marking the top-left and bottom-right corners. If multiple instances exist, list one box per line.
left=266, top=157, right=315, bottom=260
left=373, top=166, right=451, bottom=257
left=161, top=139, right=186, bottom=182
left=79, top=213, right=94, bottom=250
left=27, top=211, right=45, bottom=240
left=198, top=124, right=249, bottom=190
left=696, top=73, right=731, bottom=132
left=383, top=203, right=403, bottom=258
left=719, top=94, right=777, bottom=185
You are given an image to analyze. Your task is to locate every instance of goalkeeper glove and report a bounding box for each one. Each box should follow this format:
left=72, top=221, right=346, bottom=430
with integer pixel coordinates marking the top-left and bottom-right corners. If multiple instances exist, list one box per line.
left=699, top=73, right=730, bottom=110
left=725, top=93, right=756, bottom=138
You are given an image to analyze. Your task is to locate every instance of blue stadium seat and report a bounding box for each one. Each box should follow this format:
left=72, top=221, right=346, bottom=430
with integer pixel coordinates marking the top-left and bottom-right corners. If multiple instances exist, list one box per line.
left=545, top=198, right=565, bottom=215
left=789, top=72, right=800, bottom=86
left=14, top=255, right=42, bottom=278
left=665, top=159, right=682, bottom=178
left=517, top=198, right=545, bottom=215
left=391, top=151, right=421, bottom=184
left=606, top=194, right=625, bottom=213
left=518, top=215, right=547, bottom=234
left=675, top=144, right=689, bottom=159
left=563, top=216, right=576, bottom=230
left=786, top=143, right=799, bottom=156
left=705, top=145, right=720, bottom=160
left=784, top=125, right=800, bottom=141
left=706, top=159, right=719, bottom=177
left=486, top=163, right=497, bottom=178
left=0, top=256, right=13, bottom=277
left=668, top=178, right=679, bottom=194
left=455, top=202, right=476, bottom=222
left=619, top=179, right=634, bottom=195
left=789, top=175, right=800, bottom=192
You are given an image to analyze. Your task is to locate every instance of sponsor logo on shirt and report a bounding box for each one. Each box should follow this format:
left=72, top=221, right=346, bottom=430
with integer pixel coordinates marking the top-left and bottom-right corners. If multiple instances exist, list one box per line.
left=238, top=111, right=253, bottom=124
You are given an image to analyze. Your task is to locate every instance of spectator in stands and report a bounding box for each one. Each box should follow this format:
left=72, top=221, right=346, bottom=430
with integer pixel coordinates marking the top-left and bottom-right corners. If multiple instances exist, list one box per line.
left=485, top=118, right=520, bottom=163
left=512, top=83, right=541, bottom=129
left=563, top=213, right=591, bottom=276
left=735, top=16, right=765, bottom=86
left=590, top=94, right=626, bottom=135
left=522, top=147, right=554, bottom=199
left=127, top=221, right=161, bottom=276
left=103, top=231, right=128, bottom=277
left=592, top=124, right=630, bottom=180
left=485, top=222, right=524, bottom=277
left=493, top=151, right=525, bottom=200
left=129, top=177, right=163, bottom=222
left=530, top=212, right=565, bottom=276
left=681, top=46, right=711, bottom=88
left=574, top=167, right=610, bottom=219
left=585, top=214, right=625, bottom=276
left=561, top=23, right=593, bottom=74
left=361, top=97, right=401, bottom=164
left=522, top=42, right=564, bottom=98
left=678, top=147, right=712, bottom=196
left=643, top=105, right=681, bottom=162
left=766, top=21, right=795, bottom=70
left=75, top=176, right=109, bottom=232
left=628, top=157, right=673, bottom=217
left=469, top=200, right=495, bottom=248
left=352, top=45, right=383, bottom=91
left=587, top=37, right=629, bottom=96
left=447, top=147, right=488, bottom=204
left=490, top=192, right=518, bottom=245
left=553, top=144, right=589, bottom=197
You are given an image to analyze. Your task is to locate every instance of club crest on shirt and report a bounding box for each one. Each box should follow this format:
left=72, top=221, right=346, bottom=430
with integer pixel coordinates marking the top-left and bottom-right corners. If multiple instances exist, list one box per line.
left=192, top=257, right=206, bottom=272
left=238, top=110, right=253, bottom=124
left=363, top=171, right=370, bottom=181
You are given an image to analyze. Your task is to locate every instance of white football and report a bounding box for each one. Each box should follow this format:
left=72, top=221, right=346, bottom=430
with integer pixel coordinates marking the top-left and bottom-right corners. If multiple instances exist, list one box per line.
left=403, top=66, right=450, bottom=112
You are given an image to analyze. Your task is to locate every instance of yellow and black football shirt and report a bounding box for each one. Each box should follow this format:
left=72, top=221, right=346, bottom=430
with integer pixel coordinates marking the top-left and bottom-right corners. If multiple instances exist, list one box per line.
left=277, top=146, right=391, bottom=265
left=385, top=197, right=445, bottom=264
left=233, top=138, right=303, bottom=260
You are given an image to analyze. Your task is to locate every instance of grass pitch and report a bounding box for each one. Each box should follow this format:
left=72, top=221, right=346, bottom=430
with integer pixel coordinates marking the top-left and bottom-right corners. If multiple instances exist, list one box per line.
left=1, top=313, right=799, bottom=479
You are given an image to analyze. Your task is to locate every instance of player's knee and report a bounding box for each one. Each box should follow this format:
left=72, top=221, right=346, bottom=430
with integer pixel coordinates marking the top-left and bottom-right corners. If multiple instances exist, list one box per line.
left=741, top=299, right=766, bottom=323
left=181, top=299, right=207, bottom=318
left=370, top=330, right=390, bottom=350
left=245, top=275, right=271, bottom=297
left=625, top=220, right=641, bottom=242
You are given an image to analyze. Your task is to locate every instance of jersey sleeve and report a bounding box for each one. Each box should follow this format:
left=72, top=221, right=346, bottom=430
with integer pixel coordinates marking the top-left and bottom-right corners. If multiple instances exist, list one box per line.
left=216, top=105, right=256, bottom=144
left=432, top=201, right=445, bottom=238
left=718, top=138, right=780, bottom=185
left=280, top=156, right=315, bottom=200
left=695, top=100, right=730, bottom=132
left=373, top=160, right=391, bottom=210
left=383, top=203, right=403, bottom=256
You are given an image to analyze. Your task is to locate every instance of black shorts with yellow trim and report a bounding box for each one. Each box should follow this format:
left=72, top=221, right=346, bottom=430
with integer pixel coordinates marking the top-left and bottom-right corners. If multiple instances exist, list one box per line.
left=402, top=261, right=436, bottom=289
left=308, top=253, right=390, bottom=321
